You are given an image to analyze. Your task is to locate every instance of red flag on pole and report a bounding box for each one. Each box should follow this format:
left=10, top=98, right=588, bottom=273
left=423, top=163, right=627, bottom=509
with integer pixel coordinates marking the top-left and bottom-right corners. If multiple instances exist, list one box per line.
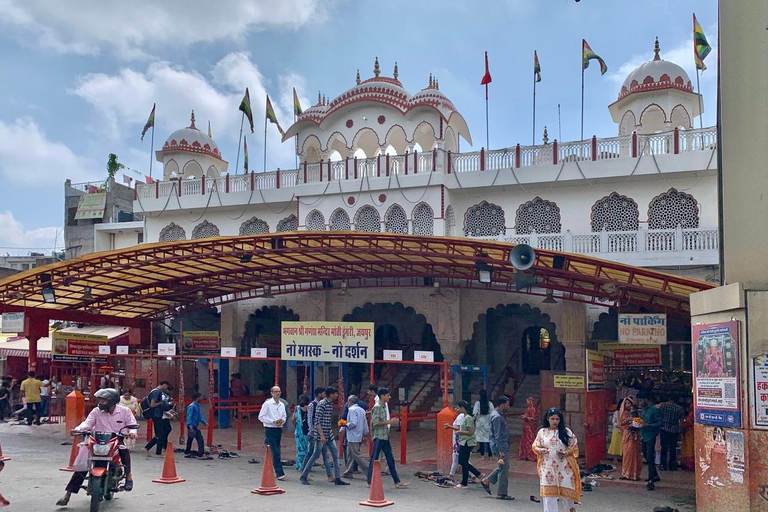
left=145, top=176, right=154, bottom=184
left=481, top=51, right=492, bottom=101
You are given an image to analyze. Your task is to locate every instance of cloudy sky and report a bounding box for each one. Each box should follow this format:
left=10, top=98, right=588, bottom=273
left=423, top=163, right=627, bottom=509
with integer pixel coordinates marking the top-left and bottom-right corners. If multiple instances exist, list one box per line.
left=0, top=0, right=717, bottom=255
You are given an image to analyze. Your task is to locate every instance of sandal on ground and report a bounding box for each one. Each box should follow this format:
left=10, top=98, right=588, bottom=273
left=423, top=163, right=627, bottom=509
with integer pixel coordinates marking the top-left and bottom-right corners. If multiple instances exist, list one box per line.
left=198, top=456, right=214, bottom=460
left=455, top=484, right=467, bottom=488
left=530, top=496, right=541, bottom=503
left=248, top=458, right=261, bottom=464
left=56, top=498, right=69, bottom=507
left=124, top=480, right=133, bottom=492
left=481, top=480, right=491, bottom=495
left=496, top=495, right=514, bottom=500
left=395, top=482, right=409, bottom=488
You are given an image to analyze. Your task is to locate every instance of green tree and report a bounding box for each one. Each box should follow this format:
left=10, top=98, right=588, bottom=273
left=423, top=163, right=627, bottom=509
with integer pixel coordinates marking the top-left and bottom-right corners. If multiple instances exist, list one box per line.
left=106, top=153, right=125, bottom=181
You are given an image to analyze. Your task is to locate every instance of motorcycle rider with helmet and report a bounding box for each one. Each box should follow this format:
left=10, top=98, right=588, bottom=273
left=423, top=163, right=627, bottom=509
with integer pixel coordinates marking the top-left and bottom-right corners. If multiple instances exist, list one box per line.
left=56, top=388, right=137, bottom=507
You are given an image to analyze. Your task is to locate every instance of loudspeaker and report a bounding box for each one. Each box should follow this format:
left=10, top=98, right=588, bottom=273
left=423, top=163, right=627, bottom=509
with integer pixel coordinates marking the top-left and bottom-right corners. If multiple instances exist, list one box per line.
left=515, top=271, right=537, bottom=291
left=509, top=244, right=536, bottom=270
left=552, top=255, right=566, bottom=270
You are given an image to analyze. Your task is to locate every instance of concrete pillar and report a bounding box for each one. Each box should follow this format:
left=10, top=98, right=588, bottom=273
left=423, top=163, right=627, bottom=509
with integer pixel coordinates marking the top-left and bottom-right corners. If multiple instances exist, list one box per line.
left=554, top=301, right=587, bottom=443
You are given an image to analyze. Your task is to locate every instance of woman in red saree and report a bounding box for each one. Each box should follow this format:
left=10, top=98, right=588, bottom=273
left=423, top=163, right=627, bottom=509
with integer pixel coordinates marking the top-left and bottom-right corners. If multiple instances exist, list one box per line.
left=619, top=396, right=643, bottom=480
left=519, top=397, right=538, bottom=461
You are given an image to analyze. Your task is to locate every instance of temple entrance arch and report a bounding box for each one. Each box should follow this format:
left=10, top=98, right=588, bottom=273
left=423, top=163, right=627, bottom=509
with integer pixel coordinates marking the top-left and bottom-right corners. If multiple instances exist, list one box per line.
left=342, top=302, right=442, bottom=389
left=465, top=303, right=563, bottom=394
left=240, top=305, right=299, bottom=392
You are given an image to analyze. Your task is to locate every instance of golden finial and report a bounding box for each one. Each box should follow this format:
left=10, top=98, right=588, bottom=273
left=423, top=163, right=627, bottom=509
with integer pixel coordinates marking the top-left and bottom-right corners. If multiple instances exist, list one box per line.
left=190, top=110, right=196, bottom=129
left=373, top=57, right=380, bottom=77
left=543, top=126, right=549, bottom=145
left=654, top=36, right=660, bottom=61
left=393, top=62, right=399, bottom=80
left=356, top=69, right=361, bottom=85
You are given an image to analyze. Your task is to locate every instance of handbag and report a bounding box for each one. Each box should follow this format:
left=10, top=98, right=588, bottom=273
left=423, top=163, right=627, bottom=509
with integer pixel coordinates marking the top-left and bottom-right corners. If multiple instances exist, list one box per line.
left=72, top=442, right=91, bottom=472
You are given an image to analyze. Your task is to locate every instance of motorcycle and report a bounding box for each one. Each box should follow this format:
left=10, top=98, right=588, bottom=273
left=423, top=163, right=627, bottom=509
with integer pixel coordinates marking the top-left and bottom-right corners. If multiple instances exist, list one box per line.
left=75, top=424, right=138, bottom=512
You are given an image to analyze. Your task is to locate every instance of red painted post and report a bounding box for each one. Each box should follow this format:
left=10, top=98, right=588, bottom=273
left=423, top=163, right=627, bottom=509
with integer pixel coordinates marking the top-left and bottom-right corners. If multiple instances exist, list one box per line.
left=413, top=149, right=418, bottom=174
left=206, top=361, right=215, bottom=448
left=432, top=148, right=437, bottom=172
left=553, top=140, right=559, bottom=165
left=320, top=159, right=323, bottom=182
left=226, top=173, right=230, bottom=193
left=632, top=131, right=638, bottom=158
left=674, top=127, right=680, bottom=154
left=237, top=410, right=242, bottom=450
left=327, top=160, right=331, bottom=182
left=442, top=362, right=449, bottom=407
left=591, top=136, right=598, bottom=161
left=250, top=171, right=254, bottom=191
left=178, top=177, right=182, bottom=197
left=276, top=169, right=281, bottom=189
left=404, top=150, right=409, bottom=175
left=386, top=154, right=390, bottom=177
left=400, top=405, right=408, bottom=465
left=345, top=157, right=349, bottom=180
left=354, top=157, right=358, bottom=180
left=377, top=155, right=381, bottom=177
left=447, top=151, right=452, bottom=174
left=515, top=144, right=521, bottom=168
left=201, top=174, right=206, bottom=195
left=480, top=147, right=485, bottom=171
left=303, top=161, right=308, bottom=183
left=155, top=180, right=159, bottom=199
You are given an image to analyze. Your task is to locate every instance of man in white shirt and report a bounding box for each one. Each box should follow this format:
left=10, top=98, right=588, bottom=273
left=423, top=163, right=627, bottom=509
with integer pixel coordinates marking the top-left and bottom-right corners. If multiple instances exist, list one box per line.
left=40, top=379, right=50, bottom=418
left=258, top=386, right=287, bottom=480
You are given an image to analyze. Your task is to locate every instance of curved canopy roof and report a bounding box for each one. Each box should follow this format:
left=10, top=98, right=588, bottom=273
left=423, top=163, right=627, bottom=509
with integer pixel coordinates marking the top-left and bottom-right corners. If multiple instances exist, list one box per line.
left=0, top=233, right=713, bottom=324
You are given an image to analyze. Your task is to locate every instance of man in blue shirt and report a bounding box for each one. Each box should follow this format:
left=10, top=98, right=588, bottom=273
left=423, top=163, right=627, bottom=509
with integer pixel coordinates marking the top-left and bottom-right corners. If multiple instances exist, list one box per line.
left=185, top=392, right=208, bottom=458
left=641, top=396, right=662, bottom=489
left=341, top=395, right=369, bottom=478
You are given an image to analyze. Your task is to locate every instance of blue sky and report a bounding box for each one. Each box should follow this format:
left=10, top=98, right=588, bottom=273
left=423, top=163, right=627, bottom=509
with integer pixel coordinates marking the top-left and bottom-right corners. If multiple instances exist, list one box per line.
left=0, top=0, right=717, bottom=255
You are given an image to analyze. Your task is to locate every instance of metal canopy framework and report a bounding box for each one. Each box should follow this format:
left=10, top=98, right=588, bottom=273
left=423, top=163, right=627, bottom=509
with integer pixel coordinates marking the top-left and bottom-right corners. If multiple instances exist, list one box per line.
left=0, top=232, right=714, bottom=324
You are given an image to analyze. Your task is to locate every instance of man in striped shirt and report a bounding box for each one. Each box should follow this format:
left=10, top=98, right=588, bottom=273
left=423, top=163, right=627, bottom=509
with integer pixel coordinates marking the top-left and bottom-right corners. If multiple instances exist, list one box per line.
left=300, top=387, right=349, bottom=486
left=303, top=387, right=331, bottom=479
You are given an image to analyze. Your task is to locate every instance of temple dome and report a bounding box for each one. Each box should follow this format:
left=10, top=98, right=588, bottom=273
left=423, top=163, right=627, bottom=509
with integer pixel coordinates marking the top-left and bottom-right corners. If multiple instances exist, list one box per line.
left=161, top=111, right=223, bottom=161
left=617, top=39, right=694, bottom=101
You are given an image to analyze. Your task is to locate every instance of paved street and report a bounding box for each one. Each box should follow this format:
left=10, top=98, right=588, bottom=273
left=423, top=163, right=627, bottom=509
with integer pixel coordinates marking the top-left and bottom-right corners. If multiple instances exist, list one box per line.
left=0, top=422, right=694, bottom=511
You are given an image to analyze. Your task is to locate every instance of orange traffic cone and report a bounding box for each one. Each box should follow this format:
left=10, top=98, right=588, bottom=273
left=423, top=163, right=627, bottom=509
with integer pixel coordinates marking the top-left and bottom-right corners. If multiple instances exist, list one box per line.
left=251, top=445, right=285, bottom=495
left=59, top=441, right=78, bottom=471
left=152, top=442, right=186, bottom=484
left=0, top=440, right=9, bottom=462
left=360, top=461, right=394, bottom=508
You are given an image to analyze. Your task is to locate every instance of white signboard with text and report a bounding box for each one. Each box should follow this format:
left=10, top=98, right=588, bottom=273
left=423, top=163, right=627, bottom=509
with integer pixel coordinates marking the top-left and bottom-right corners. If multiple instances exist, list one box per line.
left=157, top=343, right=176, bottom=356
left=251, top=348, right=267, bottom=358
left=383, top=350, right=403, bottom=361
left=414, top=350, right=434, bottom=362
left=618, top=314, right=667, bottom=344
left=1, top=312, right=24, bottom=333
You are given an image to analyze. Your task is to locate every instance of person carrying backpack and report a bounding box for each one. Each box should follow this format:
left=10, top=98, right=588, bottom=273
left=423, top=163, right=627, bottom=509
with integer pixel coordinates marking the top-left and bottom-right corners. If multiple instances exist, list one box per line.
left=141, top=381, right=173, bottom=456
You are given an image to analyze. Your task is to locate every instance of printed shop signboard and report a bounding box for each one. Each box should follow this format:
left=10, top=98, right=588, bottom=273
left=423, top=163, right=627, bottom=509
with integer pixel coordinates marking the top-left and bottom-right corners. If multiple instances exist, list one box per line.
left=693, top=321, right=742, bottom=428
left=281, top=321, right=374, bottom=363
left=181, top=331, right=220, bottom=352
left=750, top=355, right=768, bottom=429
left=618, top=314, right=667, bottom=344
left=598, top=343, right=662, bottom=367
left=586, top=349, right=605, bottom=390
left=53, top=331, right=109, bottom=362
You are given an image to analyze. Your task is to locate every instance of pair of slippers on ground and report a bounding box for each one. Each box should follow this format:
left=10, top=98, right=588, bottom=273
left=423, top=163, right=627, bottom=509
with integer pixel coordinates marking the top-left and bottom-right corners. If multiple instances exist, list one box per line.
left=478, top=478, right=514, bottom=500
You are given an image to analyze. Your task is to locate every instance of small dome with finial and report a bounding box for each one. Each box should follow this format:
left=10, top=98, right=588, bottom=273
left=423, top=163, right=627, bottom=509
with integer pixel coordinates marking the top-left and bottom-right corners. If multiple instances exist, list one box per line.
left=617, top=37, right=693, bottom=100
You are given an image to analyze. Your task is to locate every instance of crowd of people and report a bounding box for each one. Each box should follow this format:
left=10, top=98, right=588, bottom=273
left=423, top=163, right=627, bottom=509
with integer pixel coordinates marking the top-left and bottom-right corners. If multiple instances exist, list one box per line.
left=0, top=371, right=62, bottom=425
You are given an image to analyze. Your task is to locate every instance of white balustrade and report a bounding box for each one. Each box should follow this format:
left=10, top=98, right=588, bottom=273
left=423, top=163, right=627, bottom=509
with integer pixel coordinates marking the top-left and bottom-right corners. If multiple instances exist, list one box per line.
left=572, top=233, right=600, bottom=253
left=452, top=152, right=480, bottom=173
left=596, top=136, right=631, bottom=160
left=683, top=228, right=718, bottom=251
left=607, top=232, right=638, bottom=252
left=486, top=149, right=513, bottom=169
left=256, top=171, right=277, bottom=189
left=536, top=233, right=564, bottom=252
left=646, top=229, right=676, bottom=252
left=230, top=174, right=249, bottom=192
left=306, top=163, right=321, bottom=183
left=418, top=153, right=433, bottom=173
left=558, top=140, right=590, bottom=162
left=390, top=155, right=405, bottom=175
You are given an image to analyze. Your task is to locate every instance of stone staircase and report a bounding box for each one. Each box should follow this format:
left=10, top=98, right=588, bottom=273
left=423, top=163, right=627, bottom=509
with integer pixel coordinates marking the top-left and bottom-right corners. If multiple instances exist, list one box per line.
left=376, top=366, right=443, bottom=429
left=505, top=374, right=541, bottom=436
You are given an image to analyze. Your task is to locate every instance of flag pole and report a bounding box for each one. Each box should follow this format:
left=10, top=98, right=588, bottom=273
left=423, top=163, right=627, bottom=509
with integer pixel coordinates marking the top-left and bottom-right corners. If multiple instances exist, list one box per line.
left=558, top=103, right=562, bottom=142
left=532, top=75, right=537, bottom=145
left=294, top=112, right=298, bottom=170
left=581, top=67, right=585, bottom=141
left=485, top=84, right=490, bottom=150
left=234, top=113, right=244, bottom=175
left=149, top=124, right=155, bottom=180
left=696, top=68, right=704, bottom=131
left=264, top=112, right=268, bottom=173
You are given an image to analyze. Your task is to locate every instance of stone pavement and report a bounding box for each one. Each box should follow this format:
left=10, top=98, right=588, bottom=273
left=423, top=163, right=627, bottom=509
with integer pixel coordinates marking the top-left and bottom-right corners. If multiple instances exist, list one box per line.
left=0, top=420, right=695, bottom=511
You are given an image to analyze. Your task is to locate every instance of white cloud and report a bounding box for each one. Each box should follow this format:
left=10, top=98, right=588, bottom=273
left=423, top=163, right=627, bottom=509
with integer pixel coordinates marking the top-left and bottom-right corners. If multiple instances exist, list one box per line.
left=0, top=210, right=61, bottom=255
left=0, top=117, right=99, bottom=185
left=71, top=53, right=304, bottom=172
left=0, top=0, right=330, bottom=59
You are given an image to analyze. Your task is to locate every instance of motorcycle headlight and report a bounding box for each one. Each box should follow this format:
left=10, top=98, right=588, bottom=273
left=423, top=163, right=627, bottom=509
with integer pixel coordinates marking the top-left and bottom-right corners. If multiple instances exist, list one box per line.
left=92, top=444, right=111, bottom=456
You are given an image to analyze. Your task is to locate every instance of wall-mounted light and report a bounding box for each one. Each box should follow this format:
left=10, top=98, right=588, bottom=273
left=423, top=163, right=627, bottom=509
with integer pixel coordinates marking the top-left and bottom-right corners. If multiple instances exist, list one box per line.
left=542, top=289, right=558, bottom=304
left=429, top=282, right=444, bottom=297
left=337, top=282, right=351, bottom=297
left=261, top=285, right=274, bottom=299
left=475, top=257, right=492, bottom=284
left=40, top=273, right=55, bottom=304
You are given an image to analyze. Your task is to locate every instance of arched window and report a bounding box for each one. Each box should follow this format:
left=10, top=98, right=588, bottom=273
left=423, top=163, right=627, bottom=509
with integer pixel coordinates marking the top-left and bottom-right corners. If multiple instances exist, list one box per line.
left=648, top=189, right=699, bottom=229
left=354, top=205, right=381, bottom=232
left=305, top=210, right=326, bottom=231
left=412, top=203, right=434, bottom=236
left=514, top=197, right=561, bottom=234
left=384, top=205, right=408, bottom=234
left=159, top=222, right=186, bottom=242
left=277, top=214, right=298, bottom=232
left=591, top=193, right=639, bottom=232
left=191, top=220, right=220, bottom=239
left=330, top=208, right=351, bottom=231
left=464, top=201, right=505, bottom=237
left=445, top=205, right=455, bottom=236
left=239, top=217, right=269, bottom=235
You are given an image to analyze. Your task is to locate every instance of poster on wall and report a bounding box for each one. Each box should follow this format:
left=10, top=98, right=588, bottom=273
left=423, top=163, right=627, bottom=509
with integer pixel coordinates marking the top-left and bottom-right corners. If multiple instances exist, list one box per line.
left=52, top=331, right=108, bottom=362
left=181, top=331, right=220, bottom=352
left=693, top=321, right=741, bottom=428
left=618, top=314, right=667, bottom=344
left=750, top=355, right=768, bottom=429
left=586, top=349, right=605, bottom=390
left=1, top=312, right=24, bottom=333
left=74, top=192, right=107, bottom=220
left=281, top=321, right=374, bottom=363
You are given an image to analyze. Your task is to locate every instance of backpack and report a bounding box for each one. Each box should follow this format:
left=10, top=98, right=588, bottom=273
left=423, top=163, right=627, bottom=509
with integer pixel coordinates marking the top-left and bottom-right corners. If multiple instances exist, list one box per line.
left=140, top=390, right=156, bottom=419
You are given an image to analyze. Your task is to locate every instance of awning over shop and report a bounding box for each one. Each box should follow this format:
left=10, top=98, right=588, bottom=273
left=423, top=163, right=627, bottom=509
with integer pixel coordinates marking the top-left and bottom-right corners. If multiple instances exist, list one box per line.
left=0, top=325, right=129, bottom=359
